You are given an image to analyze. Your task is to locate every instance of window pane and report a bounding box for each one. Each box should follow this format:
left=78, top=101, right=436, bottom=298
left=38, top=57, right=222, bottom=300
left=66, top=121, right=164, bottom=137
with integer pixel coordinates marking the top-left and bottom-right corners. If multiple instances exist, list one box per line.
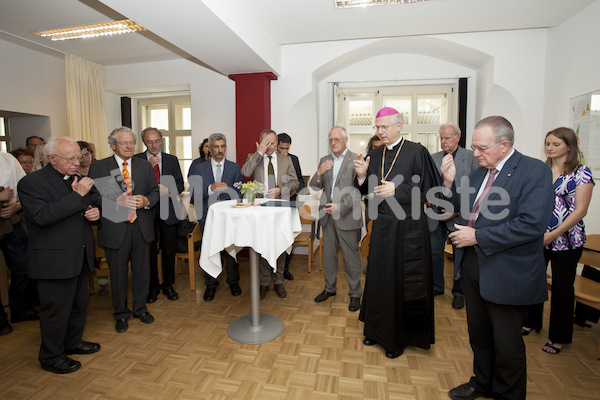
left=382, top=95, right=411, bottom=125
left=175, top=136, right=192, bottom=160
left=181, top=159, right=191, bottom=180
left=348, top=100, right=373, bottom=127
left=0, top=117, right=5, bottom=136
left=416, top=131, right=440, bottom=154
left=417, top=94, right=447, bottom=125
left=149, top=107, right=169, bottom=130
left=175, top=103, right=191, bottom=130
left=163, top=137, right=170, bottom=154
left=0, top=141, right=6, bottom=152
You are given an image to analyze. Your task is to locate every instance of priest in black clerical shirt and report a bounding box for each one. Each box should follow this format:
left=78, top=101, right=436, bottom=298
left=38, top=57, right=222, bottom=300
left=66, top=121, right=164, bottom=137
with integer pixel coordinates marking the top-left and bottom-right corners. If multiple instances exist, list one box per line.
left=354, top=107, right=440, bottom=359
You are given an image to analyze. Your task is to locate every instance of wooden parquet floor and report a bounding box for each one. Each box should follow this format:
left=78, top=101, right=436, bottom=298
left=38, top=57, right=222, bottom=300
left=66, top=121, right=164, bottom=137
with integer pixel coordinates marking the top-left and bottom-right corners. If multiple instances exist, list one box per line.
left=0, top=254, right=599, bottom=400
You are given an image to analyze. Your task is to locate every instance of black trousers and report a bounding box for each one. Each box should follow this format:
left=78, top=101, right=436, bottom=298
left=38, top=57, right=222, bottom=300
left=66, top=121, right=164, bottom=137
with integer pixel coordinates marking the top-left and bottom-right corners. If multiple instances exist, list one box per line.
left=105, top=221, right=150, bottom=320
left=149, top=217, right=177, bottom=291
left=204, top=251, right=240, bottom=288
left=36, top=260, right=89, bottom=364
left=462, top=247, right=528, bottom=400
left=524, top=247, right=582, bottom=343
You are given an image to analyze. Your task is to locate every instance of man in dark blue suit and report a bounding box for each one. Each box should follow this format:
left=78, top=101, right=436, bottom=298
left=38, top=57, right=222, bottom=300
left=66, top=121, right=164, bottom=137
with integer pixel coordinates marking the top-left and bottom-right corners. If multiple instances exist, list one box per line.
left=89, top=127, right=159, bottom=333
left=135, top=127, right=184, bottom=303
left=442, top=116, right=554, bottom=400
left=189, top=133, right=242, bottom=301
left=277, top=133, right=306, bottom=281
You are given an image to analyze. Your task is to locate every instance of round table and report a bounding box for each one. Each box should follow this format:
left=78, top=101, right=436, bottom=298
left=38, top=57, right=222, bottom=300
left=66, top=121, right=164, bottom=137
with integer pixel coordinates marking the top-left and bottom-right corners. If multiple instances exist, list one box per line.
left=199, top=199, right=301, bottom=344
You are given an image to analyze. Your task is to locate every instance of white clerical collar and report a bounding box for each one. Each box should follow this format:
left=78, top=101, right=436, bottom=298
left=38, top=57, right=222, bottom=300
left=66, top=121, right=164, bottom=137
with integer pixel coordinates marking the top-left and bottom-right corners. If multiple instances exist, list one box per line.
left=386, top=137, right=403, bottom=150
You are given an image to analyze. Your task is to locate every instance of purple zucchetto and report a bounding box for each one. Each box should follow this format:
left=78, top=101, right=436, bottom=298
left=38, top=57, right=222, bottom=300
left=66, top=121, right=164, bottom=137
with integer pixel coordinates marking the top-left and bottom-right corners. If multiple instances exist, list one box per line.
left=376, top=107, right=399, bottom=118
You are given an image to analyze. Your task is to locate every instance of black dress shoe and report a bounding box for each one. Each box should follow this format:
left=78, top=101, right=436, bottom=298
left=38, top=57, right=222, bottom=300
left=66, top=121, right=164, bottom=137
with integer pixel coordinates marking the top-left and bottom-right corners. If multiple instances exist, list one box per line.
left=0, top=319, right=13, bottom=336
left=66, top=341, right=101, bottom=355
left=146, top=289, right=159, bottom=303
left=348, top=297, right=361, bottom=312
left=433, top=289, right=444, bottom=297
left=133, top=312, right=155, bottom=324
left=115, top=319, right=128, bottom=333
left=521, top=326, right=540, bottom=336
left=204, top=287, right=216, bottom=301
left=163, top=286, right=179, bottom=301
left=452, top=295, right=465, bottom=310
left=363, top=338, right=378, bottom=346
left=314, top=290, right=336, bottom=303
left=229, top=283, right=242, bottom=296
left=10, top=310, right=39, bottom=323
left=385, top=345, right=406, bottom=359
left=448, top=382, right=490, bottom=400
left=41, top=357, right=81, bottom=374
left=283, top=271, right=294, bottom=281
left=260, top=285, right=269, bottom=300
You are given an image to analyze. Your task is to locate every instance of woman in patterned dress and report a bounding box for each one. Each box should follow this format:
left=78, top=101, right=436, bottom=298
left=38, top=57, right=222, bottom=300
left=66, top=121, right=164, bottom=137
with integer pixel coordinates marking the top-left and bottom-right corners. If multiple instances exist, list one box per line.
left=522, top=127, right=594, bottom=354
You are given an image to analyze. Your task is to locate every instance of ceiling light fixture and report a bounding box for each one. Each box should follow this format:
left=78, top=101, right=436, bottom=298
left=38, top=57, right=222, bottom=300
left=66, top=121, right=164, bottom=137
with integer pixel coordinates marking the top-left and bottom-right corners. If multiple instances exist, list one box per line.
left=34, top=19, right=145, bottom=41
left=334, top=0, right=432, bottom=9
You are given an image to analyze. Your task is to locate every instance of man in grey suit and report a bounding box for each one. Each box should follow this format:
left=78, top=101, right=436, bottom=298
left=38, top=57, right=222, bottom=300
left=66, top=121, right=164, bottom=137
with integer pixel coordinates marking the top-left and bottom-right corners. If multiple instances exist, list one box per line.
left=241, top=129, right=299, bottom=300
left=89, top=127, right=159, bottom=333
left=310, top=126, right=363, bottom=312
left=428, top=123, right=479, bottom=309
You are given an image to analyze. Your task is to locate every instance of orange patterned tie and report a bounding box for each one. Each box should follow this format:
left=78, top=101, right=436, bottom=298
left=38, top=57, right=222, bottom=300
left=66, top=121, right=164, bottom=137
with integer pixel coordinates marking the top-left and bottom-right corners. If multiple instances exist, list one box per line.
left=122, top=161, right=137, bottom=223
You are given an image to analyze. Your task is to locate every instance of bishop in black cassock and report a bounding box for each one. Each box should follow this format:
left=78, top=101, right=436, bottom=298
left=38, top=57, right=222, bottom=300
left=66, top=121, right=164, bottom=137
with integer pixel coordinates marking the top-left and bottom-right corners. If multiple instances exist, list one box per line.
left=354, top=107, right=440, bottom=358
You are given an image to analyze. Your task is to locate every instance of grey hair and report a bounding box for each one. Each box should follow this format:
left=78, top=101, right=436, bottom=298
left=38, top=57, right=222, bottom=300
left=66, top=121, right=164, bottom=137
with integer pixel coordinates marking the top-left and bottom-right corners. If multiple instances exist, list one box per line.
left=259, top=129, right=277, bottom=141
left=108, top=126, right=135, bottom=145
left=439, top=123, right=461, bottom=136
left=330, top=126, right=347, bottom=138
left=44, top=137, right=78, bottom=156
left=475, top=116, right=514, bottom=146
left=141, top=127, right=162, bottom=142
left=208, top=133, right=227, bottom=144
left=390, top=112, right=404, bottom=125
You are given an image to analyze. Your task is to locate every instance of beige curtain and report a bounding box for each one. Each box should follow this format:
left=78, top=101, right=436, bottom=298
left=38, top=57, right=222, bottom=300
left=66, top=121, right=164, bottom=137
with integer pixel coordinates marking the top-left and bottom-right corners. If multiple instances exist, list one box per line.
left=66, top=55, right=110, bottom=159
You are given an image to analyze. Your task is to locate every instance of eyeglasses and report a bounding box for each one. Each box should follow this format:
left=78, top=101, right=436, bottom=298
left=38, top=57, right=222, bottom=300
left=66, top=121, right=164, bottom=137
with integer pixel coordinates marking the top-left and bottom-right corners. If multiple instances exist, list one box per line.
left=144, top=139, right=162, bottom=145
left=51, top=154, right=79, bottom=164
left=116, top=141, right=136, bottom=147
left=328, top=137, right=346, bottom=143
left=373, top=123, right=397, bottom=132
left=470, top=142, right=501, bottom=153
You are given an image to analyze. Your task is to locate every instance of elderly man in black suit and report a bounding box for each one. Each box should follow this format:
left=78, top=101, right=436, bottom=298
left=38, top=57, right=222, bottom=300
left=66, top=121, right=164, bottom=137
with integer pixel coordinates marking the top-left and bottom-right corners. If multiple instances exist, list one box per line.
left=18, top=137, right=101, bottom=374
left=89, top=127, right=159, bottom=333
left=135, top=127, right=184, bottom=303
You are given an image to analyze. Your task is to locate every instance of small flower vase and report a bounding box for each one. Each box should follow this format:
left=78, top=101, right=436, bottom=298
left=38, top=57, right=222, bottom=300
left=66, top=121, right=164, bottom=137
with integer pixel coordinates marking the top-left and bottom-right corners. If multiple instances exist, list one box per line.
left=246, top=190, right=256, bottom=205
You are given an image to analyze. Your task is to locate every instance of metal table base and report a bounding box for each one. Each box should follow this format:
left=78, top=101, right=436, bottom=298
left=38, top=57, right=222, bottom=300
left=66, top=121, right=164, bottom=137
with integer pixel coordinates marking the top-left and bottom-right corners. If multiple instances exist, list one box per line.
left=227, top=248, right=284, bottom=344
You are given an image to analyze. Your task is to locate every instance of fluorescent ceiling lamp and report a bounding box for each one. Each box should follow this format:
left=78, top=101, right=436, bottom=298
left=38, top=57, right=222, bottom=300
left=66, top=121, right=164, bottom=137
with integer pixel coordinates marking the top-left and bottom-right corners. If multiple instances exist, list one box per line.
left=34, top=19, right=145, bottom=41
left=334, top=0, right=432, bottom=8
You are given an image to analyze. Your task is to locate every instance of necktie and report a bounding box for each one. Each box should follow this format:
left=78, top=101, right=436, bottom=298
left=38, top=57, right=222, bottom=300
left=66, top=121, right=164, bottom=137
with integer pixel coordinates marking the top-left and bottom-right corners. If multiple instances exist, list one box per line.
left=467, top=168, right=498, bottom=228
left=267, top=156, right=276, bottom=190
left=153, top=163, right=160, bottom=184
left=215, top=163, right=222, bottom=182
left=122, top=161, right=137, bottom=223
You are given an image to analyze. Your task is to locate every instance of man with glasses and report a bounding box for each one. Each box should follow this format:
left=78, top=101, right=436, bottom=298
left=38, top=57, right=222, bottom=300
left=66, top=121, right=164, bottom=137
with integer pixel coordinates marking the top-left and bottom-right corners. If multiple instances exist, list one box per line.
left=443, top=116, right=553, bottom=400
left=135, top=127, right=184, bottom=304
left=427, top=123, right=479, bottom=310
left=353, top=107, right=440, bottom=359
left=18, top=137, right=101, bottom=374
left=241, top=129, right=299, bottom=300
left=310, top=126, right=363, bottom=312
left=89, top=127, right=159, bottom=333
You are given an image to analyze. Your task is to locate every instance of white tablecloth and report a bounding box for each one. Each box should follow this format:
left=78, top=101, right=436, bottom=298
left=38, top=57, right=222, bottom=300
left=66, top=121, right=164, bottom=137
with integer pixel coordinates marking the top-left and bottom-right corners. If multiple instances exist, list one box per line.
left=199, top=199, right=302, bottom=278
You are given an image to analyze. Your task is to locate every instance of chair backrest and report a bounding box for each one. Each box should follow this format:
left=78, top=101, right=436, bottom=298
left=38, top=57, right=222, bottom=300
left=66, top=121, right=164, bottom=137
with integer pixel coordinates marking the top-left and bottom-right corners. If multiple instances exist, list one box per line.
left=360, top=219, right=373, bottom=256
left=188, top=222, right=202, bottom=243
left=93, top=231, right=105, bottom=259
left=299, top=204, right=314, bottom=225
left=584, top=234, right=600, bottom=252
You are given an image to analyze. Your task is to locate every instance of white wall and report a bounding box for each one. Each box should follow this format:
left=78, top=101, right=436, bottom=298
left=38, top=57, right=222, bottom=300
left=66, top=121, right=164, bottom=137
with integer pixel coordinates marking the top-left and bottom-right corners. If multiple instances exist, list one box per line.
left=104, top=59, right=236, bottom=161
left=273, top=30, right=548, bottom=177
left=544, top=0, right=600, bottom=234
left=0, top=39, right=68, bottom=143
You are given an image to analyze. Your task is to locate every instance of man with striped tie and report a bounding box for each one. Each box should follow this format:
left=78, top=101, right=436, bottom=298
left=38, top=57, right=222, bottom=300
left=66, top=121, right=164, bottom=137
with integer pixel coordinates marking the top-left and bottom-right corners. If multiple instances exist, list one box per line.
left=89, top=127, right=159, bottom=333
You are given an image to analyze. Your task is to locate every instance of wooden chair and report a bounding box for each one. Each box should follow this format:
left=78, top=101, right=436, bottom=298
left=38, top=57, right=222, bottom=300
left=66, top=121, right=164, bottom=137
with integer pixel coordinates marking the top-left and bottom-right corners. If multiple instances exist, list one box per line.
left=89, top=231, right=110, bottom=295
left=295, top=204, right=319, bottom=272
left=174, top=222, right=202, bottom=291
left=360, top=220, right=373, bottom=257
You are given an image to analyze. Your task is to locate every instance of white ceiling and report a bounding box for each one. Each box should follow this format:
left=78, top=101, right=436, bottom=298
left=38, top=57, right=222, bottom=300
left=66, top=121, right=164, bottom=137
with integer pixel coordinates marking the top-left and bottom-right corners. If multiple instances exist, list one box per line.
left=0, top=0, right=595, bottom=76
